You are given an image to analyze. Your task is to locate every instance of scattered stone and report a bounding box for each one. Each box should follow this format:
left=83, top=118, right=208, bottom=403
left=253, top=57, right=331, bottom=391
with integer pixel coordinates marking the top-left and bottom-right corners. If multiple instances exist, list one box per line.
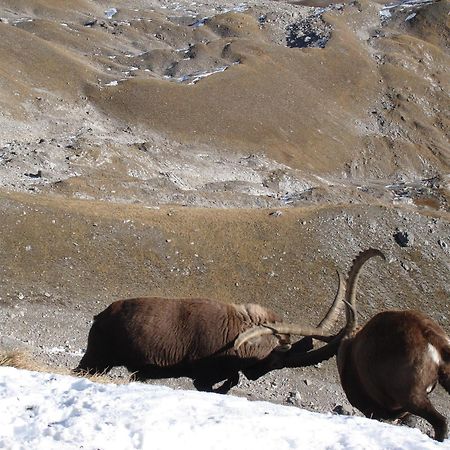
left=269, top=210, right=283, bottom=217
left=438, top=240, right=448, bottom=251
left=286, top=15, right=331, bottom=49
left=398, top=414, right=418, bottom=428
left=400, top=261, right=410, bottom=271
left=24, top=170, right=42, bottom=178
left=304, top=379, right=312, bottom=386
left=393, top=229, right=414, bottom=247
left=84, top=19, right=97, bottom=27
left=333, top=404, right=353, bottom=416
left=286, top=391, right=302, bottom=406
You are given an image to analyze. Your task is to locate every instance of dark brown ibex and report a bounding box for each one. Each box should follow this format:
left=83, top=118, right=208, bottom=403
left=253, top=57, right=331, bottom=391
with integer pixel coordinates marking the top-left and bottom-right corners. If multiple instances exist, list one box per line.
left=76, top=270, right=344, bottom=393
left=236, top=248, right=450, bottom=441
left=337, top=249, right=450, bottom=442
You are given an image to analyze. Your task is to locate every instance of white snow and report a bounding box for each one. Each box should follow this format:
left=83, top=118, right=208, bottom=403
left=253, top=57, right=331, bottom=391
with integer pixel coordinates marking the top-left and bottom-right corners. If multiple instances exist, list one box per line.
left=105, top=8, right=118, bottom=19
left=380, top=0, right=437, bottom=19
left=405, top=12, right=417, bottom=20
left=171, top=66, right=230, bottom=84
left=0, top=367, right=449, bottom=450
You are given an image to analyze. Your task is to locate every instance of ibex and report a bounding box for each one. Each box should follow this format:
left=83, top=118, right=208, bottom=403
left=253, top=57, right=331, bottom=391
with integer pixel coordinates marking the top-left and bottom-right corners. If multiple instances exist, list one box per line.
left=236, top=249, right=450, bottom=441
left=76, top=270, right=344, bottom=393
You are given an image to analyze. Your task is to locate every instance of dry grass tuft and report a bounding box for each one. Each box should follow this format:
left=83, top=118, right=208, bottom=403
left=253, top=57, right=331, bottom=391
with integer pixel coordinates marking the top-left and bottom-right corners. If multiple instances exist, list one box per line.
left=0, top=349, right=48, bottom=372
left=0, top=349, right=132, bottom=385
left=74, top=368, right=133, bottom=385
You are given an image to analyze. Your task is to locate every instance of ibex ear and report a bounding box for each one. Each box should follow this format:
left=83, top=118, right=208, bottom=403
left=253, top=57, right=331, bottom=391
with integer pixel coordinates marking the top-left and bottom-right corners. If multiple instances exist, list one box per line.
left=274, top=333, right=292, bottom=352
left=274, top=343, right=292, bottom=352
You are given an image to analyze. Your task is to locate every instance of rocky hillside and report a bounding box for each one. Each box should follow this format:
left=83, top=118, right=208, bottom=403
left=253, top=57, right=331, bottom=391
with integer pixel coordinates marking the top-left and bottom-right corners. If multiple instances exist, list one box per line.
left=0, top=0, right=448, bottom=439
left=0, top=0, right=448, bottom=207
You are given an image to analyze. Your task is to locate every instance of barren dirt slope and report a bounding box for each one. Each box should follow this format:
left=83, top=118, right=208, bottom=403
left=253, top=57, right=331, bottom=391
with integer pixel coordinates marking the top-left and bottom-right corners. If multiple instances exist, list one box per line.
left=0, top=0, right=448, bottom=206
left=0, top=0, right=449, bottom=440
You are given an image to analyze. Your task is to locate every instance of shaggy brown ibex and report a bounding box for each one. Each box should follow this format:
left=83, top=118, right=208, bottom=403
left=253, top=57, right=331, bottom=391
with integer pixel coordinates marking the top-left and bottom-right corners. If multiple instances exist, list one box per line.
left=236, top=248, right=450, bottom=441
left=76, top=269, right=344, bottom=393
left=337, top=249, right=450, bottom=442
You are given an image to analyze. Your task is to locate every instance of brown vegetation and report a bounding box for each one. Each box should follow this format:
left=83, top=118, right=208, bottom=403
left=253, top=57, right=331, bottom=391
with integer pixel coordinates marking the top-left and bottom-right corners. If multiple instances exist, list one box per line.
left=0, top=349, right=129, bottom=384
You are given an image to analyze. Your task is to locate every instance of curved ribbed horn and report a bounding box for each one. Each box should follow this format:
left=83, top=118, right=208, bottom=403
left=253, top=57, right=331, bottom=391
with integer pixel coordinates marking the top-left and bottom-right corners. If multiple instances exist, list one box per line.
left=234, top=269, right=345, bottom=351
left=317, top=270, right=346, bottom=331
left=234, top=250, right=386, bottom=360
left=344, top=248, right=386, bottom=333
left=234, top=322, right=338, bottom=351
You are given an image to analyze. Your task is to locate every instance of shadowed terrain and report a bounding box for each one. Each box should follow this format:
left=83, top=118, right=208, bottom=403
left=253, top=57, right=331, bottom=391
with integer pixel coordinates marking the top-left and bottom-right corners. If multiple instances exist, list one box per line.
left=0, top=0, right=449, bottom=440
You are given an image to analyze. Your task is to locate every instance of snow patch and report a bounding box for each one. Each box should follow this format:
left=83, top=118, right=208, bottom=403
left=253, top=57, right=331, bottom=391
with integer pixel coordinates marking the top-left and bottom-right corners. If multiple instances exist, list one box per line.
left=105, top=8, right=118, bottom=19
left=0, top=367, right=447, bottom=450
